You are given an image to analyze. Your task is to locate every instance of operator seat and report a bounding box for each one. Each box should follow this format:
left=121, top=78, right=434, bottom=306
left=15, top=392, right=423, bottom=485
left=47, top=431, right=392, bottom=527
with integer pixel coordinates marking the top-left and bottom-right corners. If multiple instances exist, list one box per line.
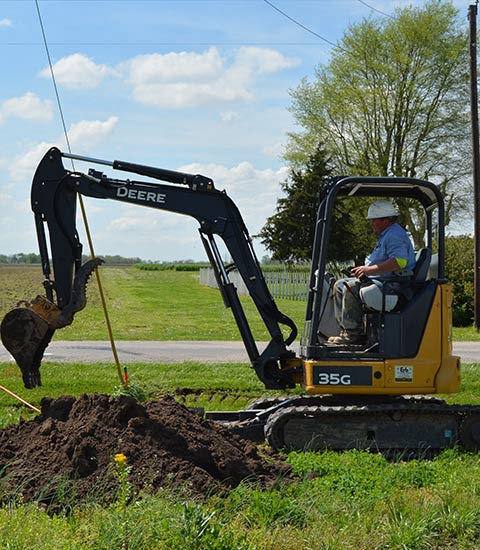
left=359, top=247, right=432, bottom=313
left=411, top=247, right=432, bottom=283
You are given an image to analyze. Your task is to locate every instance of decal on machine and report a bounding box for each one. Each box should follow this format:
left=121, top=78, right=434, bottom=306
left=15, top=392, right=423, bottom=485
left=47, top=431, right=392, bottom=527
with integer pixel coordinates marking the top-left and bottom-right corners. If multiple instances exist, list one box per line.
left=313, top=365, right=372, bottom=386
left=395, top=365, right=413, bottom=382
left=116, top=186, right=166, bottom=204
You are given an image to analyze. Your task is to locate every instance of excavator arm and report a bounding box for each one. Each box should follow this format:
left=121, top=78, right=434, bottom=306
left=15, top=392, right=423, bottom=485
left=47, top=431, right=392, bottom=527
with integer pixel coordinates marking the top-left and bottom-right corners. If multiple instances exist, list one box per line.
left=1, top=147, right=299, bottom=389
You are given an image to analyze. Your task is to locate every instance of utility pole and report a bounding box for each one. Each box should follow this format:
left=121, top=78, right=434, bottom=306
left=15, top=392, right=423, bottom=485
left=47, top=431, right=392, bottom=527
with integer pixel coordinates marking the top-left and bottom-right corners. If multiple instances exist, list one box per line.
left=469, top=3, right=480, bottom=330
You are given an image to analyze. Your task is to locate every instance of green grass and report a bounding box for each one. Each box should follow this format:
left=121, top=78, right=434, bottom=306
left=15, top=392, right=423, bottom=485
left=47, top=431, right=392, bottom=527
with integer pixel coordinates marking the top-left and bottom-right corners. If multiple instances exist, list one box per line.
left=453, top=325, right=480, bottom=341
left=0, top=363, right=480, bottom=548
left=1, top=442, right=480, bottom=548
left=2, top=361, right=480, bottom=429
left=2, top=264, right=480, bottom=341
left=2, top=266, right=480, bottom=548
left=0, top=266, right=307, bottom=341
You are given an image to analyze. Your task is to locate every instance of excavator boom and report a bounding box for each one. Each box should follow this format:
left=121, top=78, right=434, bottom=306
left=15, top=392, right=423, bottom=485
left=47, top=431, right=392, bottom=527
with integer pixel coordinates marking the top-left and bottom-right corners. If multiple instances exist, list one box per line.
left=1, top=147, right=299, bottom=389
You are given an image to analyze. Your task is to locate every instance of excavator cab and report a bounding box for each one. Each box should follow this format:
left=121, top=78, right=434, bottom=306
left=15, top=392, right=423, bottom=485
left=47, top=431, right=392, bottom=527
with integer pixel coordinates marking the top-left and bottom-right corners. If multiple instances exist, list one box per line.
left=260, top=177, right=470, bottom=454
left=300, top=176, right=460, bottom=397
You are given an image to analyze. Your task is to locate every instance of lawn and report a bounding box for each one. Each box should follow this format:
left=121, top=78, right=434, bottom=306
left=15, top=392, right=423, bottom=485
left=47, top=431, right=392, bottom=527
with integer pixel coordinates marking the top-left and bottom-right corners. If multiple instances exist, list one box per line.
left=1, top=361, right=480, bottom=549
left=1, top=265, right=480, bottom=548
left=0, top=265, right=307, bottom=342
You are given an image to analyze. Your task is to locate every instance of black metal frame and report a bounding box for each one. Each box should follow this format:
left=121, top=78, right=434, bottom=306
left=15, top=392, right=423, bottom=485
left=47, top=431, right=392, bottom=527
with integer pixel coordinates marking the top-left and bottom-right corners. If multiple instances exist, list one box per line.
left=303, top=176, right=445, bottom=359
left=31, top=147, right=298, bottom=388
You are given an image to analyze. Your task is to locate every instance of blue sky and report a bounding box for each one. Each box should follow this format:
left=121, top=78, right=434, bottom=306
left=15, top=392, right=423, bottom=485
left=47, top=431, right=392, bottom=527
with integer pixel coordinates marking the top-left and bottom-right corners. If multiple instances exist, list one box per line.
left=0, top=0, right=472, bottom=261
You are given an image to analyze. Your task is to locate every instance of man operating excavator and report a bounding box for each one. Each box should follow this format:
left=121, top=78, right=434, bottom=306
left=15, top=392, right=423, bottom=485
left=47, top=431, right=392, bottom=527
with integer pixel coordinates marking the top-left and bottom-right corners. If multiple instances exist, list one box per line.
left=328, top=199, right=416, bottom=345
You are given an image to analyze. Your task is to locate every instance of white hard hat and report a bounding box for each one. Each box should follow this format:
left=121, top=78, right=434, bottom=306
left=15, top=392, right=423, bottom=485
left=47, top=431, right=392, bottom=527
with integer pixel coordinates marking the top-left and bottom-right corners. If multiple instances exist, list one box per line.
left=366, top=200, right=399, bottom=220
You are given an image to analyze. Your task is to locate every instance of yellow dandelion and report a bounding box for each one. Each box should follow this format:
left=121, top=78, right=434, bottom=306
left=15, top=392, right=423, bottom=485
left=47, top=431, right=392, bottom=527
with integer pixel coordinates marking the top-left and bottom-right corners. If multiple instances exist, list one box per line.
left=114, top=453, right=127, bottom=465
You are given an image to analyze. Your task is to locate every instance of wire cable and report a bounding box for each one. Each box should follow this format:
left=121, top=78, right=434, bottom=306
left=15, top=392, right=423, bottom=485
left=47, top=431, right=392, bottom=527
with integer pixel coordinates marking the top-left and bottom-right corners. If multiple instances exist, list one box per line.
left=262, top=0, right=338, bottom=47
left=35, top=0, right=127, bottom=387
left=0, top=41, right=324, bottom=46
left=35, top=1, right=73, bottom=164
left=356, top=0, right=394, bottom=19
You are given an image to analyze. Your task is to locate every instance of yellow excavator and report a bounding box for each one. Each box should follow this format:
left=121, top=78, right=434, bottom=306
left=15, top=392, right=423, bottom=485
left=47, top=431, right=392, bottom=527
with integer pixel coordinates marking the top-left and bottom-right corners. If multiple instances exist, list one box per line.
left=1, top=147, right=476, bottom=455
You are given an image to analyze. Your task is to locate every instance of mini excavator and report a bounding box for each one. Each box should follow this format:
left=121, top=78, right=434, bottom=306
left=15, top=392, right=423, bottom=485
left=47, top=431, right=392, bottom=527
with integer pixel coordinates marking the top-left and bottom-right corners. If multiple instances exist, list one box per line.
left=2, top=147, right=479, bottom=455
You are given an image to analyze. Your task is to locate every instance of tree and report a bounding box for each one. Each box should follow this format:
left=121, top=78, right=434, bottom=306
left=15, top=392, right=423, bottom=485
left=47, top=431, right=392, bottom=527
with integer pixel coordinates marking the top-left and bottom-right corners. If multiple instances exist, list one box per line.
left=257, top=145, right=374, bottom=264
left=444, top=235, right=474, bottom=326
left=286, top=0, right=469, bottom=248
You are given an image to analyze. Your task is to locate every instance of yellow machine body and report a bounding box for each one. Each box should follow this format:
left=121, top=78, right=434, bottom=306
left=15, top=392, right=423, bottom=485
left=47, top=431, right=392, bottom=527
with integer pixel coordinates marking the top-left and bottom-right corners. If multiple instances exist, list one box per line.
left=302, top=284, right=461, bottom=396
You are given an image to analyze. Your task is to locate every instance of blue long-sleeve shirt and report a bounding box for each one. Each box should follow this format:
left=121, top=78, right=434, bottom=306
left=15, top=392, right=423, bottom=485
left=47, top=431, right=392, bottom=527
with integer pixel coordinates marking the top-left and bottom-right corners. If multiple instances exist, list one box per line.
left=365, top=223, right=415, bottom=277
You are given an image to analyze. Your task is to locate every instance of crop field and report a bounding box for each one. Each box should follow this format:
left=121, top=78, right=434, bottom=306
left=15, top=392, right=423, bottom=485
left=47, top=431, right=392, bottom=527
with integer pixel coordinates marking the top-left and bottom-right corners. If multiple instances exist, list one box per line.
left=1, top=265, right=480, bottom=548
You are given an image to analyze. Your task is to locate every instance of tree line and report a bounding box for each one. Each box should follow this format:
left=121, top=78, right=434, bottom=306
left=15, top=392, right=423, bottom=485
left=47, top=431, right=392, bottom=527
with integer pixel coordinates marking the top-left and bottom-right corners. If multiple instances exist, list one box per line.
left=0, top=253, right=143, bottom=265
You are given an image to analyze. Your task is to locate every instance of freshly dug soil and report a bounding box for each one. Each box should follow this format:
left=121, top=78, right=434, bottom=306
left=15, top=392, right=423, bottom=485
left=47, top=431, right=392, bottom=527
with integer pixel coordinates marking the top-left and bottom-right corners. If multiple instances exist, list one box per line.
left=0, top=393, right=287, bottom=505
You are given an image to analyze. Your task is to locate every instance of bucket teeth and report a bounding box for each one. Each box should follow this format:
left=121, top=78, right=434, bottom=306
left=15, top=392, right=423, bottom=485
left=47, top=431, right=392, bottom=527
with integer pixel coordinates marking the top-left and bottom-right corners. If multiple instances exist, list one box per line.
left=51, top=257, right=104, bottom=329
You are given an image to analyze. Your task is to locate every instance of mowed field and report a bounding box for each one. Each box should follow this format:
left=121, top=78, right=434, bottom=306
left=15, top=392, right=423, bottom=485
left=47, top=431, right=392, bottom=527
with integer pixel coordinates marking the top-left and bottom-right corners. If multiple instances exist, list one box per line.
left=1, top=265, right=480, bottom=548
left=0, top=264, right=307, bottom=341
left=0, top=264, right=475, bottom=341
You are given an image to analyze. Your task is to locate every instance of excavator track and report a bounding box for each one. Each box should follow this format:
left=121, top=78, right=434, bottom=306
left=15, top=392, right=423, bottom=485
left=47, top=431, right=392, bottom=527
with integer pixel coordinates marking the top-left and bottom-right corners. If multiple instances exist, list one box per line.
left=262, top=396, right=480, bottom=457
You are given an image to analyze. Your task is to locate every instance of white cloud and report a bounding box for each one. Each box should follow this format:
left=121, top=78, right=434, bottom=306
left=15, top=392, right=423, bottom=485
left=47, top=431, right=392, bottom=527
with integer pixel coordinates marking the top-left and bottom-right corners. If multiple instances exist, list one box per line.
left=121, top=47, right=299, bottom=108
left=68, top=116, right=119, bottom=149
left=36, top=47, right=298, bottom=108
left=10, top=141, right=54, bottom=182
left=0, top=18, right=12, bottom=27
left=101, top=160, right=287, bottom=261
left=234, top=47, right=300, bottom=75
left=107, top=161, right=287, bottom=240
left=109, top=213, right=161, bottom=231
left=0, top=92, right=53, bottom=124
left=176, top=161, right=288, bottom=232
left=262, top=141, right=284, bottom=158
left=124, top=48, right=223, bottom=84
left=9, top=116, right=119, bottom=181
left=39, top=54, right=118, bottom=89
left=220, top=111, right=240, bottom=124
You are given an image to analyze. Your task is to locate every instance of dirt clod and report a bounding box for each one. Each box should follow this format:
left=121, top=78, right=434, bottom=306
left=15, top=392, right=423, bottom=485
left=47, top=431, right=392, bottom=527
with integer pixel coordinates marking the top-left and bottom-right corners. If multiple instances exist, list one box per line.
left=0, top=393, right=287, bottom=505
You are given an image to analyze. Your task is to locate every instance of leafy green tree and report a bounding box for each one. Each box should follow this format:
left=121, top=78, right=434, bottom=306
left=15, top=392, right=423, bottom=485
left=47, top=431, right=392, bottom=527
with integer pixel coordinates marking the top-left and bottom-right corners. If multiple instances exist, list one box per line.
left=286, top=0, right=469, bottom=248
left=444, top=235, right=474, bottom=326
left=258, top=145, right=373, bottom=264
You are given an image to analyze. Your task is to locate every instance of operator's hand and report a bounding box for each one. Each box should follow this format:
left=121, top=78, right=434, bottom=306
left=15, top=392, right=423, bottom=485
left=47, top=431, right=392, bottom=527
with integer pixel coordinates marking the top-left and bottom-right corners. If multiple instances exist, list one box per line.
left=350, top=265, right=375, bottom=279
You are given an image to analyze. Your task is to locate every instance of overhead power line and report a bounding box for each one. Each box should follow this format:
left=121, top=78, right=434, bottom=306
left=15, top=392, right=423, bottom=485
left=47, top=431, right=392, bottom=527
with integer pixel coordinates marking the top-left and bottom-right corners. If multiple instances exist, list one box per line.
left=356, top=0, right=394, bottom=19
left=34, top=0, right=127, bottom=388
left=262, top=0, right=337, bottom=48
left=0, top=42, right=330, bottom=47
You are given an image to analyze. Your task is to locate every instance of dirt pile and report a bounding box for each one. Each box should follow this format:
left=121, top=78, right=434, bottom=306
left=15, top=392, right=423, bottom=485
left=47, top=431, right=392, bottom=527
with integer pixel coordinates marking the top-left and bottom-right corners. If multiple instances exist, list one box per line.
left=0, top=393, right=287, bottom=505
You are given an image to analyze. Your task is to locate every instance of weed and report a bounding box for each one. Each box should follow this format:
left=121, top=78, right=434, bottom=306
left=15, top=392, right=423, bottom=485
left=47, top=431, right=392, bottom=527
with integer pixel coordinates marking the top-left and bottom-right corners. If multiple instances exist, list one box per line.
left=178, top=502, right=248, bottom=550
left=383, top=503, right=440, bottom=550
left=113, top=381, right=147, bottom=402
left=112, top=453, right=132, bottom=549
left=230, top=485, right=306, bottom=528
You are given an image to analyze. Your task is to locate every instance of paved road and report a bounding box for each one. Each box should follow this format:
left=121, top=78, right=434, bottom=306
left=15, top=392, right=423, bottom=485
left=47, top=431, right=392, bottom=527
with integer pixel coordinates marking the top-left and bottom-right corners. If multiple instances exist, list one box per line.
left=1, top=340, right=479, bottom=364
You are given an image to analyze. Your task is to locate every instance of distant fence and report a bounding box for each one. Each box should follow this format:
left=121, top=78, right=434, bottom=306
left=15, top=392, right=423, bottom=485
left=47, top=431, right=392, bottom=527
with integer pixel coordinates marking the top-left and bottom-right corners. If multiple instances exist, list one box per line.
left=199, top=268, right=309, bottom=301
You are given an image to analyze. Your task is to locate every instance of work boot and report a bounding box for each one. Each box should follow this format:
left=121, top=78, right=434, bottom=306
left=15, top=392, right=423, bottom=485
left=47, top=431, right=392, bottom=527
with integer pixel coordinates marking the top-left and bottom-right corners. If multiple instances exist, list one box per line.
left=327, top=330, right=359, bottom=345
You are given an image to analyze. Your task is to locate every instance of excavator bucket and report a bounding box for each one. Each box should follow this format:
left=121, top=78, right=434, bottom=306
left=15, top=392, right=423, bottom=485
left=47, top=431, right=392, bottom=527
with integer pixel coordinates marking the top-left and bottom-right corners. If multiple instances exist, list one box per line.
left=1, top=258, right=103, bottom=388
left=1, top=304, right=54, bottom=388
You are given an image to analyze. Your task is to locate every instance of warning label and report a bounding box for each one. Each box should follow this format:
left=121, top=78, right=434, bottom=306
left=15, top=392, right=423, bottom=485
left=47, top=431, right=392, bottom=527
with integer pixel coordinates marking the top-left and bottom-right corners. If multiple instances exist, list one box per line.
left=395, top=365, right=413, bottom=382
